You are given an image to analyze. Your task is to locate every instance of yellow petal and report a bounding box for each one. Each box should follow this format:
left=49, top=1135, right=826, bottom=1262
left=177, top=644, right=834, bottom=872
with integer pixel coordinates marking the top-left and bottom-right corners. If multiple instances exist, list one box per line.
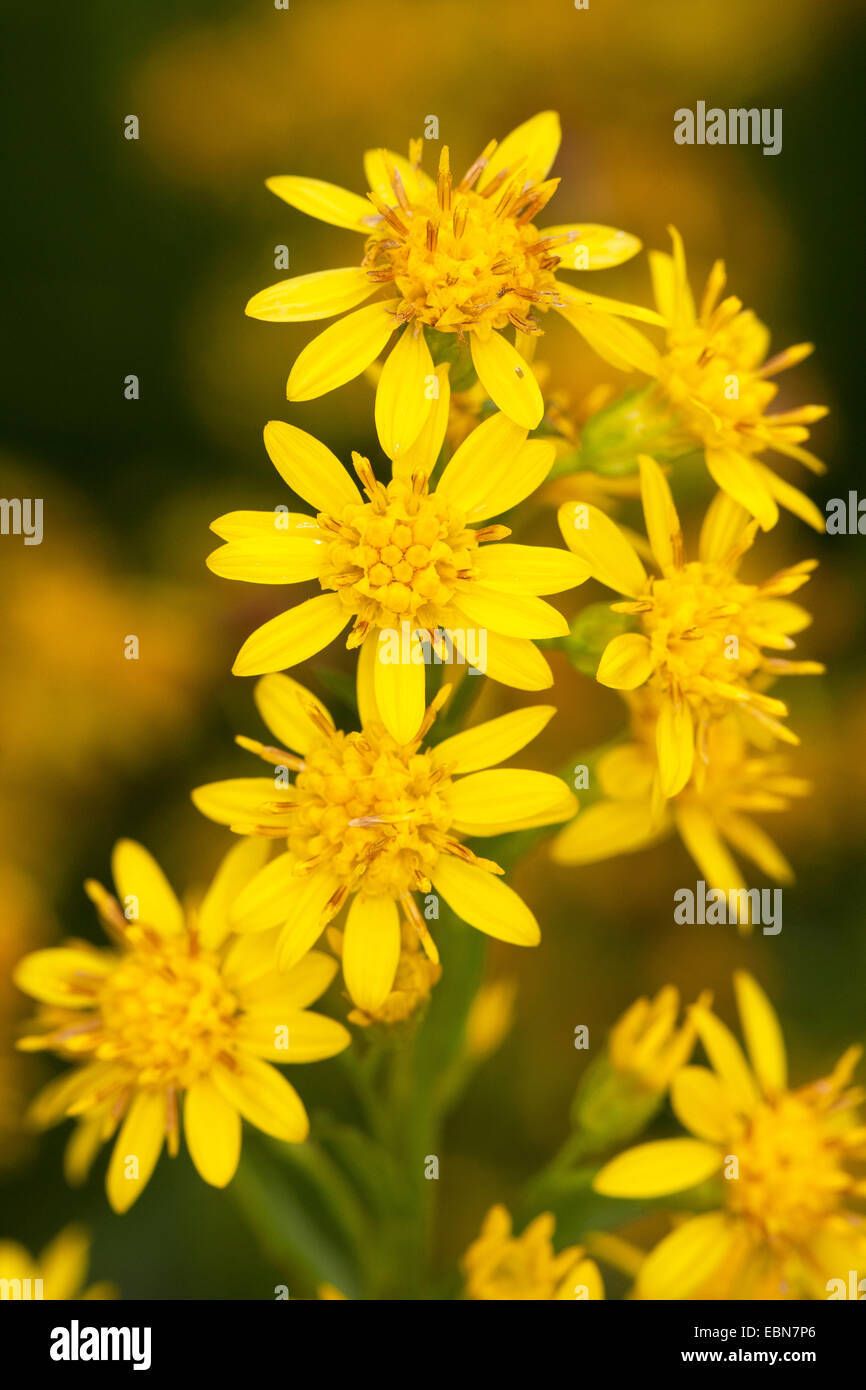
left=594, top=1138, right=720, bottom=1198
left=255, top=672, right=334, bottom=754
left=733, top=971, right=787, bottom=1097
left=229, top=852, right=299, bottom=932
left=64, top=1117, right=106, bottom=1187
left=558, top=299, right=660, bottom=374
left=432, top=856, right=540, bottom=946
left=184, top=1079, right=242, bottom=1188
left=222, top=928, right=283, bottom=988
left=276, top=870, right=342, bottom=971
left=198, top=837, right=271, bottom=949
left=638, top=454, right=681, bottom=572
left=556, top=283, right=666, bottom=327
left=432, top=705, right=555, bottom=774
left=636, top=1213, right=737, bottom=1300
left=698, top=490, right=752, bottom=565
left=656, top=695, right=694, bottom=799
left=372, top=633, right=427, bottom=742
left=472, top=439, right=556, bottom=521
left=470, top=330, right=544, bottom=428
left=648, top=249, right=677, bottom=322
left=596, top=633, right=654, bottom=690
left=540, top=223, right=641, bottom=270
left=452, top=629, right=552, bottom=690
left=753, top=460, right=826, bottom=534
left=286, top=299, right=399, bottom=401
left=671, top=1066, right=736, bottom=1143
left=689, top=1003, right=760, bottom=1113
left=552, top=799, right=669, bottom=865
left=236, top=1010, right=350, bottom=1063
left=191, top=778, right=288, bottom=831
left=265, top=175, right=374, bottom=231
left=107, top=1091, right=166, bottom=1213
left=471, top=544, right=589, bottom=595
left=239, top=950, right=338, bottom=1011
left=375, top=325, right=434, bottom=461
left=673, top=803, right=744, bottom=894
left=27, top=1062, right=119, bottom=1129
left=393, top=362, right=451, bottom=480
left=449, top=769, right=574, bottom=833
left=245, top=267, right=374, bottom=322
left=210, top=510, right=323, bottom=542
left=705, top=447, right=778, bottom=531
left=478, top=110, right=561, bottom=191
left=454, top=585, right=568, bottom=639
left=213, top=1056, right=309, bottom=1143
left=14, top=948, right=113, bottom=1008
left=558, top=502, right=647, bottom=596
left=721, top=814, right=794, bottom=884
left=436, top=412, right=527, bottom=517
left=111, top=840, right=184, bottom=936
left=39, top=1225, right=90, bottom=1299
left=363, top=148, right=434, bottom=203
left=356, top=630, right=378, bottom=728
left=264, top=420, right=362, bottom=513
left=342, top=894, right=401, bottom=1011
left=233, top=593, right=349, bottom=676
left=206, top=535, right=324, bottom=585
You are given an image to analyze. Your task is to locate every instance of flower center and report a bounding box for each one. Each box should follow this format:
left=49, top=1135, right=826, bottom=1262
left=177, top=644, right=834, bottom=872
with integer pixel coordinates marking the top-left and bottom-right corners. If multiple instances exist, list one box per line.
left=289, top=725, right=454, bottom=897
left=727, top=1094, right=850, bottom=1243
left=640, top=562, right=762, bottom=700
left=362, top=145, right=563, bottom=334
left=658, top=320, right=777, bottom=450
left=318, top=474, right=477, bottom=629
left=97, top=937, right=238, bottom=1090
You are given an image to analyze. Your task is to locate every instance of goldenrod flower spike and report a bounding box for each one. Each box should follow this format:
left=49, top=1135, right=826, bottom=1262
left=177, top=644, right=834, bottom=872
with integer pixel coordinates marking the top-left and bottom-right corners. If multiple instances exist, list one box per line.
left=14, top=838, right=350, bottom=1213
left=245, top=112, right=660, bottom=444
left=558, top=456, right=823, bottom=798
left=462, top=1204, right=604, bottom=1300
left=192, top=674, right=577, bottom=1010
left=593, top=973, right=866, bottom=1300
left=553, top=702, right=810, bottom=898
left=208, top=408, right=589, bottom=743
left=0, top=1225, right=115, bottom=1299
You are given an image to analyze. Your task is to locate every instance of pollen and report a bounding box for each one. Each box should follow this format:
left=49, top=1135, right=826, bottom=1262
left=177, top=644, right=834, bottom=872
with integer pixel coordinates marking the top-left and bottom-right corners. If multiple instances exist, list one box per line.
left=288, top=724, right=455, bottom=897
left=318, top=459, right=481, bottom=634
left=362, top=144, right=565, bottom=335
left=95, top=935, right=239, bottom=1090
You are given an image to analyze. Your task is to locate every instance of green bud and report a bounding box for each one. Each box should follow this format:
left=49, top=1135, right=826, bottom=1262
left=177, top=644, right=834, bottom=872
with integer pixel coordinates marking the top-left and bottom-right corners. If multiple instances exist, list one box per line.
left=571, top=1054, right=662, bottom=1149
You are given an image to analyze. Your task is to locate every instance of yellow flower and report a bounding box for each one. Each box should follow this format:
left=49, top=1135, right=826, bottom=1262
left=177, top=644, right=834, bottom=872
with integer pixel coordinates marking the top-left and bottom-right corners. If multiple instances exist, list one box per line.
left=464, top=978, right=517, bottom=1059
left=209, top=406, right=589, bottom=742
left=246, top=112, right=660, bottom=442
left=619, top=227, right=827, bottom=531
left=608, top=985, right=707, bottom=1095
left=553, top=704, right=810, bottom=898
left=594, top=973, right=866, bottom=1300
left=192, top=675, right=576, bottom=1010
left=14, top=839, right=349, bottom=1213
left=462, top=1204, right=604, bottom=1300
left=327, top=922, right=441, bottom=1028
left=0, top=1224, right=115, bottom=1300
left=559, top=457, right=823, bottom=797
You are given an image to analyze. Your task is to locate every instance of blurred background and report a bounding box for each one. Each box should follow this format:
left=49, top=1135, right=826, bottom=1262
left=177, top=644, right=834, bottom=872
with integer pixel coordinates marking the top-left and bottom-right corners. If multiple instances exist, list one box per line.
left=1, top=0, right=864, bottom=1297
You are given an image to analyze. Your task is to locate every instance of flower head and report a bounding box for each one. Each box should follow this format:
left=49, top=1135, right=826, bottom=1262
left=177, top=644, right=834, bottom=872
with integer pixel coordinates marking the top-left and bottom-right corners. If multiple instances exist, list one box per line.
left=209, top=407, right=589, bottom=742
left=14, top=839, right=349, bottom=1212
left=553, top=702, right=810, bottom=899
left=192, top=675, right=576, bottom=1011
left=594, top=973, right=866, bottom=1299
left=559, top=456, right=823, bottom=797
left=616, top=228, right=828, bottom=531
left=0, top=1224, right=114, bottom=1300
left=327, top=921, right=441, bottom=1029
left=462, top=1204, right=603, bottom=1300
left=245, top=112, right=659, bottom=443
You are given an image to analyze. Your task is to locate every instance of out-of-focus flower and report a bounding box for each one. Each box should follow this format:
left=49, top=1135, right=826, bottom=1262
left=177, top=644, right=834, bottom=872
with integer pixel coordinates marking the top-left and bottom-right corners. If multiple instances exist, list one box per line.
left=327, top=922, right=441, bottom=1028
left=246, top=112, right=658, bottom=439
left=594, top=973, right=866, bottom=1299
left=14, top=839, right=349, bottom=1213
left=193, top=675, right=576, bottom=1007
left=0, top=1225, right=115, bottom=1299
left=208, top=405, right=588, bottom=742
left=552, top=705, right=810, bottom=899
left=317, top=1282, right=347, bottom=1300
left=559, top=460, right=823, bottom=797
left=0, top=864, right=49, bottom=1171
left=462, top=1204, right=604, bottom=1300
left=607, top=228, right=827, bottom=531
left=464, top=978, right=518, bottom=1060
